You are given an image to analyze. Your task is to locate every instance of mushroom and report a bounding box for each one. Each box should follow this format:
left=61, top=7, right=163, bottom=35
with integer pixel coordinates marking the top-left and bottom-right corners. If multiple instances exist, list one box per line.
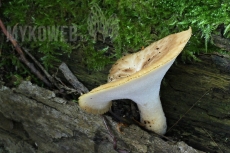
left=79, top=27, right=192, bottom=135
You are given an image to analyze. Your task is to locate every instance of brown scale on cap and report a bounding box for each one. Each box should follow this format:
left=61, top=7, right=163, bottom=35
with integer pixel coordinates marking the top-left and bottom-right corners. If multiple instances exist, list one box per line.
left=108, top=34, right=177, bottom=83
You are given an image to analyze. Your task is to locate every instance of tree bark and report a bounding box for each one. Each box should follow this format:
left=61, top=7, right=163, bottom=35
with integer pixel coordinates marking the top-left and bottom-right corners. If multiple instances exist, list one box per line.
left=161, top=55, right=230, bottom=153
left=212, top=34, right=230, bottom=52
left=0, top=81, right=202, bottom=153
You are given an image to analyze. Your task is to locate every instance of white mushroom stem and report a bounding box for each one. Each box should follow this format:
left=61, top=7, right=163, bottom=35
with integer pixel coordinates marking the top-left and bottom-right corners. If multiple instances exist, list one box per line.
left=79, top=60, right=175, bottom=135
left=127, top=60, right=175, bottom=134
left=136, top=96, right=166, bottom=134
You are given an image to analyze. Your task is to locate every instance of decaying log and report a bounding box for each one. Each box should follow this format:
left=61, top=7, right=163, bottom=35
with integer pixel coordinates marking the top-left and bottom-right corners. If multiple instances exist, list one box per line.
left=212, top=34, right=230, bottom=51
left=1, top=49, right=230, bottom=152
left=0, top=81, right=202, bottom=153
left=161, top=55, right=230, bottom=152
left=162, top=55, right=230, bottom=153
left=53, top=52, right=230, bottom=153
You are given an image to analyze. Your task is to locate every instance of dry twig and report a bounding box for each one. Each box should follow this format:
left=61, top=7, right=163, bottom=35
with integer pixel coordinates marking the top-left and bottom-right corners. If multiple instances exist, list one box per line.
left=0, top=19, right=52, bottom=87
left=101, top=115, right=129, bottom=153
left=23, top=48, right=55, bottom=84
left=59, top=62, right=89, bottom=94
left=202, top=128, right=223, bottom=153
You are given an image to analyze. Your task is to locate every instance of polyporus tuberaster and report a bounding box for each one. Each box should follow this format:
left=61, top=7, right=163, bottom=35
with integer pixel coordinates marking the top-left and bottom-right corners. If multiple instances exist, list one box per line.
left=79, top=27, right=192, bottom=135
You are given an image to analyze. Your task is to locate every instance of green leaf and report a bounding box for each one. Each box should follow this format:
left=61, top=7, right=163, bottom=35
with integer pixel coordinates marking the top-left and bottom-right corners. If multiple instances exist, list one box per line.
left=224, top=24, right=230, bottom=35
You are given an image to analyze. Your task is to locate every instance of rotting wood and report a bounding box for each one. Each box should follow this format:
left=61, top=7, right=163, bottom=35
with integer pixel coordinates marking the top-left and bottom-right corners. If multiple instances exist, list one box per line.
left=212, top=34, right=230, bottom=52
left=54, top=52, right=230, bottom=153
left=162, top=55, right=230, bottom=153
left=0, top=81, right=203, bottom=153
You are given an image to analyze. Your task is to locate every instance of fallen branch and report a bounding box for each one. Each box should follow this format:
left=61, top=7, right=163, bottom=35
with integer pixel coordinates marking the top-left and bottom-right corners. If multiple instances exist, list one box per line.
left=59, top=62, right=89, bottom=94
left=23, top=48, right=86, bottom=94
left=23, top=48, right=55, bottom=85
left=0, top=19, right=52, bottom=87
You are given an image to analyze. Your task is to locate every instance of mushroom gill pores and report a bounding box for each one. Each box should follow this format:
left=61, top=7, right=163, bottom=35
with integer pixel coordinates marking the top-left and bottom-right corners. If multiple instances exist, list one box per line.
left=79, top=27, right=192, bottom=135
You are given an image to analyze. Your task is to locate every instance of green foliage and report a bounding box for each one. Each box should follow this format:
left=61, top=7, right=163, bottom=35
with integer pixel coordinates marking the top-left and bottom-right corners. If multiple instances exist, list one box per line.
left=1, top=0, right=230, bottom=76
left=98, top=0, right=230, bottom=61
left=3, top=0, right=85, bottom=69
left=0, top=47, right=39, bottom=86
left=87, top=2, right=119, bottom=42
left=83, top=44, right=112, bottom=71
left=12, top=74, right=23, bottom=86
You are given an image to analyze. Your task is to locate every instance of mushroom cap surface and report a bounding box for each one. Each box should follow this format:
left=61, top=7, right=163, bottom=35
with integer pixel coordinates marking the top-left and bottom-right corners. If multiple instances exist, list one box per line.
left=79, top=27, right=192, bottom=114
left=108, top=27, right=192, bottom=82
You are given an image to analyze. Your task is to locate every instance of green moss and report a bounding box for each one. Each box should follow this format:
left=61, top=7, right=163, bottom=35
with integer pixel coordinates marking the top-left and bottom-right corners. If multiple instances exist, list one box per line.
left=87, top=2, right=119, bottom=43
left=83, top=44, right=112, bottom=71
left=1, top=0, right=230, bottom=75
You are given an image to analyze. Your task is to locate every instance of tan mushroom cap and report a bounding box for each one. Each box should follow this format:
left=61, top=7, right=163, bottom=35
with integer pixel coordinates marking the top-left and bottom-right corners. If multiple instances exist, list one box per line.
left=79, top=27, right=192, bottom=114
left=108, top=27, right=192, bottom=82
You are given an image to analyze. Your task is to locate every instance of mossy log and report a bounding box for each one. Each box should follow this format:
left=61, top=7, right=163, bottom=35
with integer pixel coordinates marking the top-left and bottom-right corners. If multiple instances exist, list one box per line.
left=55, top=51, right=230, bottom=153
